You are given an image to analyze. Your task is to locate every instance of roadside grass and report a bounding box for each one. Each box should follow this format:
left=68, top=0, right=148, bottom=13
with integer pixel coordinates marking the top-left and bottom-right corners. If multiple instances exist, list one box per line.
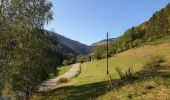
left=33, top=42, right=170, bottom=100
left=48, top=65, right=71, bottom=79
left=57, top=65, right=71, bottom=76
left=34, top=81, right=107, bottom=100
left=72, top=70, right=81, bottom=78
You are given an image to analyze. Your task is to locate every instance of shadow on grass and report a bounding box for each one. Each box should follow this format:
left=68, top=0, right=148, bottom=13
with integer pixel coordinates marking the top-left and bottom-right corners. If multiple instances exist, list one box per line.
left=39, top=81, right=108, bottom=100
left=138, top=65, right=170, bottom=78
left=154, top=65, right=170, bottom=86
left=109, top=65, right=170, bottom=90
left=37, top=65, right=170, bottom=100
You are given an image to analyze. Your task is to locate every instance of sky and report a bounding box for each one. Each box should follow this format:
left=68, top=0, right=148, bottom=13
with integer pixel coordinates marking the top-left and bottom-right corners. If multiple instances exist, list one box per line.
left=44, top=0, right=170, bottom=45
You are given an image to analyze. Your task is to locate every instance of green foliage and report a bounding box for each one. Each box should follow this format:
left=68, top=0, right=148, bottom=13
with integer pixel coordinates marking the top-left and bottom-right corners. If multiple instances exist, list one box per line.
left=0, top=0, right=62, bottom=99
left=48, top=73, right=55, bottom=79
left=57, top=78, right=69, bottom=84
left=57, top=65, right=71, bottom=76
left=93, top=42, right=117, bottom=59
left=76, top=55, right=91, bottom=63
left=93, top=45, right=107, bottom=59
left=92, top=3, right=170, bottom=59
left=115, top=67, right=136, bottom=80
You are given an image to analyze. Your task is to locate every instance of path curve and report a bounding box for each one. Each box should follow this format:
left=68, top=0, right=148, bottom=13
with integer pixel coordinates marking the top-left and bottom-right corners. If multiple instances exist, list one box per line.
left=38, top=63, right=80, bottom=91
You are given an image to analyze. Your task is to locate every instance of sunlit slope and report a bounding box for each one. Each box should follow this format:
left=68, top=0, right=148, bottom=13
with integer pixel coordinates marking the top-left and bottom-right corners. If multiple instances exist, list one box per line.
left=35, top=42, right=170, bottom=100
left=67, top=43, right=170, bottom=86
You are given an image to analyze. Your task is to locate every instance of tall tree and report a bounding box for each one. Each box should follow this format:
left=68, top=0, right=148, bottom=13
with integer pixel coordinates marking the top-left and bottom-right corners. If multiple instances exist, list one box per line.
left=0, top=0, right=55, bottom=99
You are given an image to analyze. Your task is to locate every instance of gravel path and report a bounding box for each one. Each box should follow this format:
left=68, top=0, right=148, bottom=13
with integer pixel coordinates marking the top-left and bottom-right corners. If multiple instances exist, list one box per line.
left=38, top=63, right=80, bottom=91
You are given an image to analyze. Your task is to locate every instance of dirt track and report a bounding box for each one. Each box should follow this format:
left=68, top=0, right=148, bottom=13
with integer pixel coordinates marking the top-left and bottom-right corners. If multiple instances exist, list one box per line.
left=38, top=63, right=80, bottom=91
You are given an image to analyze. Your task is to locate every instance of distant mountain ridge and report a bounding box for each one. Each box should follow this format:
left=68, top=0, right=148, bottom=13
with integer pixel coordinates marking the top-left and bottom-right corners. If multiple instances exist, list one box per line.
left=91, top=38, right=116, bottom=46
left=44, top=30, right=118, bottom=55
left=44, top=30, right=90, bottom=55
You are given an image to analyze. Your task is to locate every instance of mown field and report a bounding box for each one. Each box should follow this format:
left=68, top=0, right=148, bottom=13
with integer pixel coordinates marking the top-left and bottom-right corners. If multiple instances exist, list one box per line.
left=33, top=42, right=170, bottom=100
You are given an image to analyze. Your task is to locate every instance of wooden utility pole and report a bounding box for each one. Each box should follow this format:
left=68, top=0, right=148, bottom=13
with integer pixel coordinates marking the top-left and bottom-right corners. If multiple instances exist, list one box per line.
left=106, top=32, right=109, bottom=75
left=97, top=58, right=98, bottom=67
left=80, top=61, right=82, bottom=73
left=96, top=56, right=98, bottom=68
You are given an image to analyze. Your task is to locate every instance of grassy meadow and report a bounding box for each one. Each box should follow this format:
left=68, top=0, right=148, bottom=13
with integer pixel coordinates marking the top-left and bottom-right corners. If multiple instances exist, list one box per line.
left=57, top=65, right=72, bottom=76
left=34, top=42, right=170, bottom=100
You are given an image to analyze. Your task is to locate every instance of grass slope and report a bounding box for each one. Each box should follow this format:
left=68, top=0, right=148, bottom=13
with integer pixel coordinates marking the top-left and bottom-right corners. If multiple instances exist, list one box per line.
left=34, top=42, right=170, bottom=100
left=57, top=65, right=72, bottom=76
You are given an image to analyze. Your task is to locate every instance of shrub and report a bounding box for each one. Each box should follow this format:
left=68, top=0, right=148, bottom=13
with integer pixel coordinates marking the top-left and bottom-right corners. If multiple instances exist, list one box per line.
left=62, top=60, right=69, bottom=66
left=115, top=67, right=124, bottom=78
left=57, top=77, right=68, bottom=84
left=115, top=67, right=136, bottom=80
left=49, top=73, right=55, bottom=79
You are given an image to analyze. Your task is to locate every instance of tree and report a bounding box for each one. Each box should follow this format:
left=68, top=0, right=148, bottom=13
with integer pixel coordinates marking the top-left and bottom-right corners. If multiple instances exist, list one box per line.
left=0, top=0, right=55, bottom=99
left=92, top=3, right=170, bottom=58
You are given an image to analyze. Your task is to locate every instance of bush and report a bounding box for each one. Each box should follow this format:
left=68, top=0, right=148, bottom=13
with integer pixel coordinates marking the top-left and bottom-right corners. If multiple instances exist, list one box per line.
left=57, top=77, right=68, bottom=84
left=49, top=73, right=55, bottom=79
left=62, top=60, right=69, bottom=66
left=115, top=67, right=124, bottom=78
left=115, top=67, right=136, bottom=80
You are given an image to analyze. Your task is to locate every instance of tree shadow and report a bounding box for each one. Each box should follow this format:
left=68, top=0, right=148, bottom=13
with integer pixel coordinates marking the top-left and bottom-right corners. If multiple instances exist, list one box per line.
left=154, top=65, right=170, bottom=87
left=38, top=81, right=108, bottom=100
left=37, top=65, right=170, bottom=100
left=109, top=65, right=170, bottom=90
left=138, top=65, right=170, bottom=78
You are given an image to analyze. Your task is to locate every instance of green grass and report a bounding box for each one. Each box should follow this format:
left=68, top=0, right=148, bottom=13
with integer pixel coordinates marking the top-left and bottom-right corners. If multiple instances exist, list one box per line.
left=48, top=65, right=71, bottom=80
left=33, top=42, right=170, bottom=100
left=99, top=76, right=170, bottom=100
left=57, top=65, right=72, bottom=76
left=99, top=63, right=170, bottom=100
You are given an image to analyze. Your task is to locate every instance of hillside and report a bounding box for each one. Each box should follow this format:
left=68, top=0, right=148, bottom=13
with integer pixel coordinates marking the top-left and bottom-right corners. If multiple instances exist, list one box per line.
left=45, top=30, right=90, bottom=55
left=33, top=3, right=170, bottom=100
left=92, top=3, right=170, bottom=59
left=34, top=42, right=170, bottom=100
left=91, top=38, right=116, bottom=46
left=3, top=1, right=170, bottom=100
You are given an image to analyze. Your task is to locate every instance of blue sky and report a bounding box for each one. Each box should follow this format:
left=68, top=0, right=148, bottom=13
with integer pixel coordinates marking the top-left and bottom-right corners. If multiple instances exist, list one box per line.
left=44, top=0, right=170, bottom=45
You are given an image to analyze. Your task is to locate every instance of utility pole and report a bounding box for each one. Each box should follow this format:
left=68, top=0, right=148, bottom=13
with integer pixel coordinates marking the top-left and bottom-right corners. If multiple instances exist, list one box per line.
left=106, top=32, right=109, bottom=75
left=97, top=58, right=98, bottom=67
left=80, top=61, right=82, bottom=73
left=96, top=56, right=98, bottom=68
left=96, top=52, right=98, bottom=67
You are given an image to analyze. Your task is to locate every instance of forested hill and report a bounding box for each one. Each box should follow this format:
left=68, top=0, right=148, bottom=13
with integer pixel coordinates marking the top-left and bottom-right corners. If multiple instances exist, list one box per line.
left=91, top=38, right=116, bottom=46
left=93, top=3, right=170, bottom=59
left=116, top=3, right=170, bottom=48
left=44, top=30, right=90, bottom=55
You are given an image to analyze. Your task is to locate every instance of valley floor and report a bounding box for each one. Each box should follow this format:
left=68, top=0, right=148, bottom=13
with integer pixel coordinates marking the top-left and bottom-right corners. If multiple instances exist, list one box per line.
left=33, top=42, right=170, bottom=100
